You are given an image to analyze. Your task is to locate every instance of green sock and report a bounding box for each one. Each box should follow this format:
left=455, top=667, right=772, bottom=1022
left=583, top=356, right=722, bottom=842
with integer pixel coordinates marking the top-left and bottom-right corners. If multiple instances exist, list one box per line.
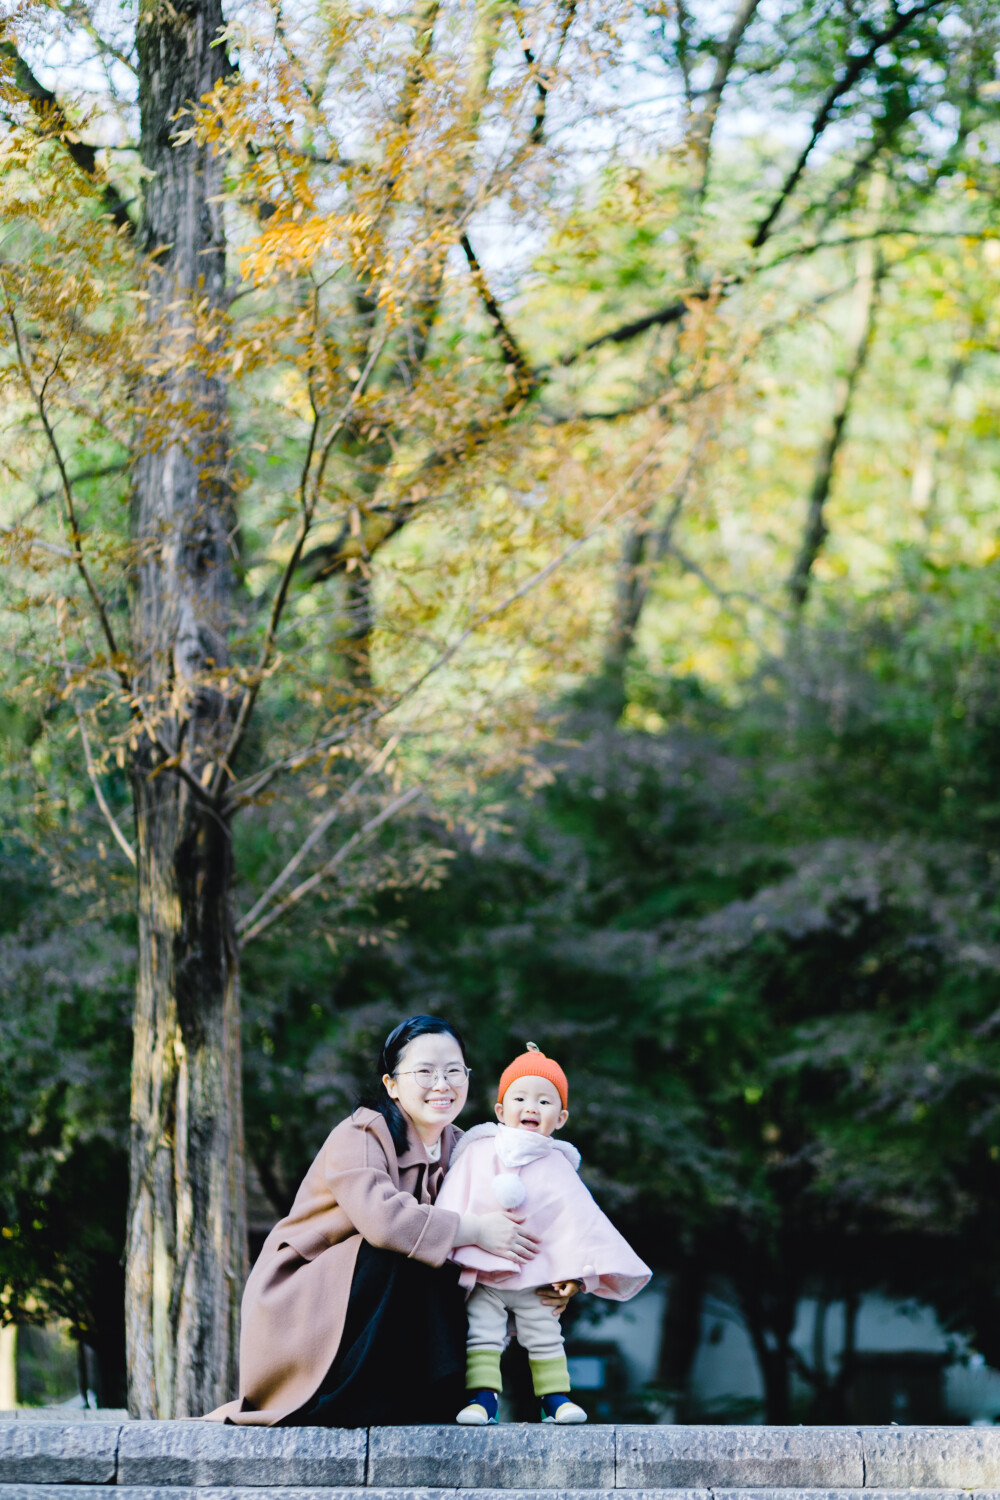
left=529, top=1354, right=571, bottom=1397
left=466, top=1347, right=503, bottom=1393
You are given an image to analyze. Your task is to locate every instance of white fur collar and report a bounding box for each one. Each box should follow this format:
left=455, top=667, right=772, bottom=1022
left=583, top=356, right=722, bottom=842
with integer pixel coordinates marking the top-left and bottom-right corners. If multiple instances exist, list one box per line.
left=448, top=1121, right=581, bottom=1172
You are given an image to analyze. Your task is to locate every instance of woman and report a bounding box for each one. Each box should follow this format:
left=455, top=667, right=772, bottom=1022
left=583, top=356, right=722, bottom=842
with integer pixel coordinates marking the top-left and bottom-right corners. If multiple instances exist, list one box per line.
left=207, top=1015, right=541, bottom=1426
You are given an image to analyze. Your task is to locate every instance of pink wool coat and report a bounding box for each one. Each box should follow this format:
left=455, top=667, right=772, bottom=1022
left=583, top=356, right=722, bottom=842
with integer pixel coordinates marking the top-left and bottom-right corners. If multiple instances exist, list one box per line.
left=435, top=1124, right=651, bottom=1300
left=205, top=1108, right=462, bottom=1425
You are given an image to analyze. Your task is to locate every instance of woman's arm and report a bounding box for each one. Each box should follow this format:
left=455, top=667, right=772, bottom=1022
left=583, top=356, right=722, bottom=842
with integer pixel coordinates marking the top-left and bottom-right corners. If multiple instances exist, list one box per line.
left=456, top=1211, right=540, bottom=1264
left=323, top=1119, right=459, bottom=1266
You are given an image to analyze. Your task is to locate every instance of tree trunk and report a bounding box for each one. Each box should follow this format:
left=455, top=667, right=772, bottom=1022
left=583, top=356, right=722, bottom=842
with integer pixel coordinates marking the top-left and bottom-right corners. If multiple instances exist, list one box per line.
left=600, top=437, right=700, bottom=717
left=736, top=1271, right=798, bottom=1424
left=125, top=0, right=247, bottom=1419
left=600, top=522, right=649, bottom=721
left=656, top=1256, right=706, bottom=1419
left=0, top=1324, right=16, bottom=1409
left=787, top=230, right=886, bottom=614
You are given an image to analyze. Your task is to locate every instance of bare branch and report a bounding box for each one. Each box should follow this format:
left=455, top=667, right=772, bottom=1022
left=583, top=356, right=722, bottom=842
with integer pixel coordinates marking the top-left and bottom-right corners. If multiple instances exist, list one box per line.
left=750, top=0, right=945, bottom=249
left=5, top=300, right=130, bottom=692
left=17, top=460, right=130, bottom=524
left=788, top=246, right=887, bottom=611
left=59, top=622, right=136, bottom=866
left=214, top=327, right=389, bottom=793
left=238, top=783, right=422, bottom=944
left=764, top=225, right=996, bottom=270
left=513, top=0, right=577, bottom=146
left=77, top=706, right=137, bottom=865
left=550, top=225, right=980, bottom=375
left=548, top=284, right=724, bottom=372
left=231, top=432, right=701, bottom=806
left=685, top=0, right=761, bottom=202
left=51, top=0, right=136, bottom=75
left=603, top=429, right=709, bottom=685
left=460, top=232, right=536, bottom=398
left=661, top=537, right=785, bottom=624
left=236, top=734, right=399, bottom=935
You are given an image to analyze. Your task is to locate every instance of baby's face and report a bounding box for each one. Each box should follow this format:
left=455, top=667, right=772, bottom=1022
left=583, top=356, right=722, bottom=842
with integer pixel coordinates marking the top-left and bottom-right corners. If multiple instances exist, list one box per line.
left=495, top=1074, right=568, bottom=1136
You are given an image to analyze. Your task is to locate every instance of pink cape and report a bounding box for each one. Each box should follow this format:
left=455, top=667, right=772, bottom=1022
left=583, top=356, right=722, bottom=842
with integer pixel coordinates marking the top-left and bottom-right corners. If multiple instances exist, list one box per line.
left=436, top=1125, right=651, bottom=1300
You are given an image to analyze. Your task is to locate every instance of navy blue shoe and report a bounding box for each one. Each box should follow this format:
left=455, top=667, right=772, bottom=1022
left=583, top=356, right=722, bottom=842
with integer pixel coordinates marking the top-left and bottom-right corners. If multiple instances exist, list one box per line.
left=540, top=1393, right=587, bottom=1423
left=456, top=1389, right=499, bottom=1425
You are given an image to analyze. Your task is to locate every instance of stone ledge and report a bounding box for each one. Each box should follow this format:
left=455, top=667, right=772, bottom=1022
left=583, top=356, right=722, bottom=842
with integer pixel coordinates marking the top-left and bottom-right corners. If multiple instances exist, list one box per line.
left=4, top=1488, right=1000, bottom=1500
left=368, top=1427, right=616, bottom=1490
left=0, top=1490, right=699, bottom=1500
left=617, top=1429, right=864, bottom=1491
left=0, top=1423, right=120, bottom=1484
left=6, top=1423, right=1000, bottom=1490
left=0, top=1413, right=130, bottom=1423
left=862, top=1428, right=1000, bottom=1489
left=117, top=1426, right=366, bottom=1488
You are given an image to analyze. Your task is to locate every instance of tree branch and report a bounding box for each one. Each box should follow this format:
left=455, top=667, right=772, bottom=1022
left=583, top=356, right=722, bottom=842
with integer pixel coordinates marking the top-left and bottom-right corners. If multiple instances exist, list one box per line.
left=788, top=246, right=886, bottom=611
left=685, top=0, right=761, bottom=202
left=74, top=705, right=137, bottom=865
left=603, top=429, right=708, bottom=688
left=238, top=782, right=422, bottom=944
left=513, top=0, right=577, bottom=146
left=236, top=734, right=398, bottom=935
left=661, top=536, right=786, bottom=627
left=59, top=625, right=136, bottom=867
left=5, top=301, right=130, bottom=691
left=549, top=224, right=977, bottom=375
left=52, top=0, right=136, bottom=75
left=232, top=429, right=694, bottom=806
left=1, top=40, right=136, bottom=233
left=18, top=461, right=130, bottom=524
left=547, top=284, right=726, bottom=372
left=214, top=327, right=389, bottom=794
left=750, top=0, right=945, bottom=249
left=460, top=232, right=536, bottom=398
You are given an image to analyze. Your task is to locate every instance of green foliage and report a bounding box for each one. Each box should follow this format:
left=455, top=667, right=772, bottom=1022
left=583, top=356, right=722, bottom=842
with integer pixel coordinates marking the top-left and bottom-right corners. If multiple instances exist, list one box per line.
left=236, top=561, right=1000, bottom=1398
left=0, top=847, right=131, bottom=1400
left=5, top=0, right=1000, bottom=1413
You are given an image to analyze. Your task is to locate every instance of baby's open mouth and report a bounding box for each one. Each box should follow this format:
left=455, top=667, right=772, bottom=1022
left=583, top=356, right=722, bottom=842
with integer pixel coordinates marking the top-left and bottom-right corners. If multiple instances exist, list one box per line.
left=520, top=1119, right=540, bottom=1128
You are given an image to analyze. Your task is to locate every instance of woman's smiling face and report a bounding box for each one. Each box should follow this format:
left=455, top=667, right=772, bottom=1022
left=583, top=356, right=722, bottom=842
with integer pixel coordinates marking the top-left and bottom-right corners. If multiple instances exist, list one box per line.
left=383, top=1031, right=469, bottom=1144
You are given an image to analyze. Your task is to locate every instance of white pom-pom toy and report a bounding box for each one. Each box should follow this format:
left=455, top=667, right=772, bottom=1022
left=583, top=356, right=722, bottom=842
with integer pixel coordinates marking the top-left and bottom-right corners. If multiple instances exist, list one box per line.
left=492, top=1172, right=526, bottom=1209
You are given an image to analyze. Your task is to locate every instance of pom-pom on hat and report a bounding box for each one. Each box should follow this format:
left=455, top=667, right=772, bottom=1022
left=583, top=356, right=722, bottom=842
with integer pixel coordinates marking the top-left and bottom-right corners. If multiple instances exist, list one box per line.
left=497, top=1042, right=568, bottom=1109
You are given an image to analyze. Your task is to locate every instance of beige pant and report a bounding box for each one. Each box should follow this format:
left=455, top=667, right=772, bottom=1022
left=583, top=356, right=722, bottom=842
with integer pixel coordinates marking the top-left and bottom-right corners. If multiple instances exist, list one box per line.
left=466, top=1282, right=565, bottom=1361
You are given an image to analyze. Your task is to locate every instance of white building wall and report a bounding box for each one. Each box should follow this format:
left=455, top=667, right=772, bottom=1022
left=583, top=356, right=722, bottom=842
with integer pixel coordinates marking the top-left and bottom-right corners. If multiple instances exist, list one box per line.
left=569, top=1280, right=1000, bottom=1424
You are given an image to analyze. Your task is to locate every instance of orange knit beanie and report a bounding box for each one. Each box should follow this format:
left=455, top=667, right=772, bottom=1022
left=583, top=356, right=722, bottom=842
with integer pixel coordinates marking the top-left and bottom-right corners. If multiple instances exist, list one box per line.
left=496, top=1042, right=568, bottom=1109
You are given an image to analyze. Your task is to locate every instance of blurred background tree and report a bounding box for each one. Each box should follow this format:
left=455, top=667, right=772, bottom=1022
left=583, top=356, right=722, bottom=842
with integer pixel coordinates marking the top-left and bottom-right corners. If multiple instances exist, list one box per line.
left=3, top=0, right=1000, bottom=1419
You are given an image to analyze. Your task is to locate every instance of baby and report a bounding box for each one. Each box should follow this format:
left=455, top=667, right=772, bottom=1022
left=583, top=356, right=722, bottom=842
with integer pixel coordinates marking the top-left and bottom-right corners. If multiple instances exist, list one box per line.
left=436, top=1043, right=650, bottom=1425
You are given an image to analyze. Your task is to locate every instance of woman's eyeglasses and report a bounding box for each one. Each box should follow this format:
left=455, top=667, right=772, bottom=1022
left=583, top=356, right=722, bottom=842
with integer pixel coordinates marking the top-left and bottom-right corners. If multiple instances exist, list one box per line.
left=396, top=1065, right=470, bottom=1089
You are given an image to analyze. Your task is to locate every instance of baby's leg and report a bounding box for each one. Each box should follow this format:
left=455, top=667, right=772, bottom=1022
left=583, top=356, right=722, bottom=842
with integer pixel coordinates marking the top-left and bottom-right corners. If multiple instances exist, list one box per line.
left=508, top=1288, right=566, bottom=1392
left=463, top=1283, right=509, bottom=1403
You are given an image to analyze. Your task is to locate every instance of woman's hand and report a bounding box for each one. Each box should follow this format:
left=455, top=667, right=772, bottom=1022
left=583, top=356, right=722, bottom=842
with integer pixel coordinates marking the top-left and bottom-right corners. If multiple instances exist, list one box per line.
left=476, top=1210, right=540, bottom=1264
left=535, top=1279, right=581, bottom=1315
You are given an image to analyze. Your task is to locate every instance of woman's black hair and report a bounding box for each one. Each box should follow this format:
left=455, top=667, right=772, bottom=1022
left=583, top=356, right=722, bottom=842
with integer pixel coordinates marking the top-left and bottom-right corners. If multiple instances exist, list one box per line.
left=369, top=1014, right=467, bottom=1155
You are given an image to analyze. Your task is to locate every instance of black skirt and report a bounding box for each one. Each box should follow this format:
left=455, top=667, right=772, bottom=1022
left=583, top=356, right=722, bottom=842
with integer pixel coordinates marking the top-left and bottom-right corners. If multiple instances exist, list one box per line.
left=281, top=1241, right=467, bottom=1427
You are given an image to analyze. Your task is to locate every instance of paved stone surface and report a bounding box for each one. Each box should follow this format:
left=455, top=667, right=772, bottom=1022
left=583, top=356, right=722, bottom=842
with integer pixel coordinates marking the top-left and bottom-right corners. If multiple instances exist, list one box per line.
left=117, top=1423, right=366, bottom=1487
left=863, top=1427, right=1000, bottom=1489
left=0, top=1411, right=129, bottom=1422
left=0, top=1421, right=120, bottom=1483
left=0, top=1491, right=704, bottom=1500
left=0, top=1491, right=709, bottom=1500
left=9, top=1421, right=1000, bottom=1493
left=616, top=1430, right=864, bottom=1490
left=714, top=1493, right=1000, bottom=1500
left=1, top=1488, right=999, bottom=1500
left=368, top=1427, right=616, bottom=1490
